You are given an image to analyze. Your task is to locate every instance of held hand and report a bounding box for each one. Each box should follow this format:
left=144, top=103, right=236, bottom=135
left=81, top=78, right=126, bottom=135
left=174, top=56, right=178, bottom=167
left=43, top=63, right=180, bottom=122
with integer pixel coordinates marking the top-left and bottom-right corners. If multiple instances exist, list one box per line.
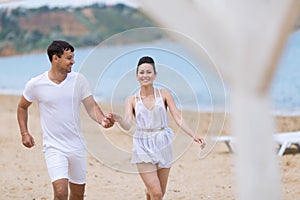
left=100, top=113, right=115, bottom=128
left=194, top=137, right=206, bottom=149
left=22, top=133, right=35, bottom=148
left=110, top=113, right=122, bottom=123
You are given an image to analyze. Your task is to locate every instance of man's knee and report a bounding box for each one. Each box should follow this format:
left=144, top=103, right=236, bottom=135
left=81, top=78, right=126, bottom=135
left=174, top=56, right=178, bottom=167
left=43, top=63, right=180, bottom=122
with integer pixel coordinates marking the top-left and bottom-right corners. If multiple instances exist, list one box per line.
left=55, top=188, right=68, bottom=199
left=53, top=179, right=68, bottom=200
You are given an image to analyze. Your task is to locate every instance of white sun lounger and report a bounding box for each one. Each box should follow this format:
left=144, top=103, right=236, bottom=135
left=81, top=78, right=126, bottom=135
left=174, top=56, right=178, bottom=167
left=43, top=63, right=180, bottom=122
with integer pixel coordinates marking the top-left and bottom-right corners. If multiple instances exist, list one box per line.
left=214, top=132, right=300, bottom=156
left=273, top=132, right=300, bottom=156
left=213, top=136, right=235, bottom=153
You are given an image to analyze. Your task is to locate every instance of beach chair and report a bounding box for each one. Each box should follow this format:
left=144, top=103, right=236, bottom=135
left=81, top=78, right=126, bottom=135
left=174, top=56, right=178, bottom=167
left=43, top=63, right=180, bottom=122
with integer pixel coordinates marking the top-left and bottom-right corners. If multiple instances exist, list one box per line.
left=212, top=136, right=235, bottom=153
left=215, top=132, right=300, bottom=156
left=273, top=131, right=300, bottom=156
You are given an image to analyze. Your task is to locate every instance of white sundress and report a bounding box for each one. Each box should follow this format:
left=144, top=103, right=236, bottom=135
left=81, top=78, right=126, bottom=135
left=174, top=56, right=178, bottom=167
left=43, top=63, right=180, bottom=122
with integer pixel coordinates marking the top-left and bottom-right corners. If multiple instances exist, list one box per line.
left=131, top=88, right=174, bottom=168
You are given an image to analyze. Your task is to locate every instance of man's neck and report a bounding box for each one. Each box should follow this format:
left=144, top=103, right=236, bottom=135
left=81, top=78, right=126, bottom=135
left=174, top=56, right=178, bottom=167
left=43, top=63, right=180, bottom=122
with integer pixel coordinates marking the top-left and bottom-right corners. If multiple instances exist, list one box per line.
left=48, top=69, right=68, bottom=84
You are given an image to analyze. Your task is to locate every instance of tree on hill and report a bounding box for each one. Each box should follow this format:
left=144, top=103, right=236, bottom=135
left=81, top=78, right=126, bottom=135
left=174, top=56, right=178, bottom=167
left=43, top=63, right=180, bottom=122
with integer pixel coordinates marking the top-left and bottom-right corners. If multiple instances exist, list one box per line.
left=0, top=4, right=164, bottom=56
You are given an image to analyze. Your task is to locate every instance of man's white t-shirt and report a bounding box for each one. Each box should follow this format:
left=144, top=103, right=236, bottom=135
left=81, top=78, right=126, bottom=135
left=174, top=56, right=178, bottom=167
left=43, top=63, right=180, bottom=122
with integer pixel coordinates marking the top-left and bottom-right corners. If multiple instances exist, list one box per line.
left=23, top=71, right=92, bottom=152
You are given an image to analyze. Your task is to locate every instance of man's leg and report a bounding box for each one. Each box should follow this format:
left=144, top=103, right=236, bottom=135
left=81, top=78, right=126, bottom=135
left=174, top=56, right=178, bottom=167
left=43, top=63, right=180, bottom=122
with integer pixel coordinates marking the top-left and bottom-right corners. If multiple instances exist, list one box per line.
left=44, top=148, right=69, bottom=200
left=68, top=149, right=86, bottom=200
left=52, top=178, right=68, bottom=200
left=69, top=182, right=85, bottom=200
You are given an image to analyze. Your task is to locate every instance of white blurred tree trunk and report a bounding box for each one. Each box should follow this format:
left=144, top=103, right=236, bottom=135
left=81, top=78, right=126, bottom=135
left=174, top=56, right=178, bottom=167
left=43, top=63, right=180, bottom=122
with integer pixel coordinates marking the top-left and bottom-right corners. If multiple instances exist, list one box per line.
left=136, top=1, right=300, bottom=199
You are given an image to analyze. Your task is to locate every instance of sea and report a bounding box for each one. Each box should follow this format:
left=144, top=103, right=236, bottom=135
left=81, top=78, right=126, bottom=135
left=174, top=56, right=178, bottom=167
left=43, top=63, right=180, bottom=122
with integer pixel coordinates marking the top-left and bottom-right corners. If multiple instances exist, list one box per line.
left=0, top=31, right=299, bottom=116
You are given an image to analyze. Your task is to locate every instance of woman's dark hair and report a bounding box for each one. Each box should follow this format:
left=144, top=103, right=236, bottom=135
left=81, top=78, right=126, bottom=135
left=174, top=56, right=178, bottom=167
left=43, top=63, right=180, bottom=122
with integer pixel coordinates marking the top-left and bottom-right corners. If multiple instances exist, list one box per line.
left=136, top=56, right=157, bottom=74
left=47, top=40, right=74, bottom=62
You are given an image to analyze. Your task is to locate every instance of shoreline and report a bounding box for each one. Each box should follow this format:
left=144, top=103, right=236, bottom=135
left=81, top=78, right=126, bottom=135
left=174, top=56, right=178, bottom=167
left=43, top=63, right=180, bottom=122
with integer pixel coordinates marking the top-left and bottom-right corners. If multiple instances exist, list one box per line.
left=3, top=92, right=300, bottom=117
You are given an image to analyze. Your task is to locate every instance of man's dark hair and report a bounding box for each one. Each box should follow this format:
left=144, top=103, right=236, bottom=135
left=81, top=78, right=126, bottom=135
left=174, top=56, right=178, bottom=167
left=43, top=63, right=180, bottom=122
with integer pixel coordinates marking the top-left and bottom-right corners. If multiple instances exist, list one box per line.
left=47, top=40, right=74, bottom=62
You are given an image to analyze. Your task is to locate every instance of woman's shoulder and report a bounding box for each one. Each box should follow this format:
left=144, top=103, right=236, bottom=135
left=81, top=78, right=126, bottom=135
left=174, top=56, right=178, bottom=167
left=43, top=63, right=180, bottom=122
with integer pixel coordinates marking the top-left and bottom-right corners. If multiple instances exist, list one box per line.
left=125, top=95, right=137, bottom=104
left=126, top=95, right=135, bottom=100
left=157, top=88, right=171, bottom=96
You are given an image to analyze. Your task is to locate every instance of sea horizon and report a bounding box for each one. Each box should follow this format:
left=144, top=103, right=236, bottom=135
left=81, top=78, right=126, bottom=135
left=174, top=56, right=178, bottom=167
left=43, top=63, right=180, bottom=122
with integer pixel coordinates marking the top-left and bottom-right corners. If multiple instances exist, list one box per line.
left=1, top=32, right=300, bottom=116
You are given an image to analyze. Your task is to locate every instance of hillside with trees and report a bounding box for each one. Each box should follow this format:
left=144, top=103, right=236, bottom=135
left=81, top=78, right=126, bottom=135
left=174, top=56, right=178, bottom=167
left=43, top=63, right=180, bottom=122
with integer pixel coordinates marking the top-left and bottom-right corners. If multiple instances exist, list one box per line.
left=0, top=3, right=299, bottom=57
left=0, top=3, right=165, bottom=56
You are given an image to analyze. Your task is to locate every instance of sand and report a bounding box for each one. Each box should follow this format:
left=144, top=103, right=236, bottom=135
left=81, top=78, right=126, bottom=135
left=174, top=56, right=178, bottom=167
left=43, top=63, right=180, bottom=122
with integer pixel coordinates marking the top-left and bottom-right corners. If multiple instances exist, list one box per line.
left=1, top=94, right=300, bottom=199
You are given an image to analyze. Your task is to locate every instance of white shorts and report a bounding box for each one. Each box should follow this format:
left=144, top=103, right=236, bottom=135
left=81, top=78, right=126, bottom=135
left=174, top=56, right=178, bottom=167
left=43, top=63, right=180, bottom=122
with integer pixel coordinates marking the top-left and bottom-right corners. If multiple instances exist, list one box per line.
left=131, top=128, right=174, bottom=168
left=43, top=148, right=86, bottom=184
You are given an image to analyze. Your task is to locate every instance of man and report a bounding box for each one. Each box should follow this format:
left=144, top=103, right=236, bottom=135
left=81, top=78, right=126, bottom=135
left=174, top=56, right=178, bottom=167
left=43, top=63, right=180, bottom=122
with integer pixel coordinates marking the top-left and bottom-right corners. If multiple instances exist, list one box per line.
left=17, top=40, right=113, bottom=200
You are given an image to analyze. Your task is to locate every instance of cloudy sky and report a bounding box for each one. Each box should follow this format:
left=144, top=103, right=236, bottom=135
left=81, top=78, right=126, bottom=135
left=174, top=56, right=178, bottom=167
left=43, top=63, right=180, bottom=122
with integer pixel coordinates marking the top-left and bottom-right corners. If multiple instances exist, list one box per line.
left=0, top=0, right=138, bottom=8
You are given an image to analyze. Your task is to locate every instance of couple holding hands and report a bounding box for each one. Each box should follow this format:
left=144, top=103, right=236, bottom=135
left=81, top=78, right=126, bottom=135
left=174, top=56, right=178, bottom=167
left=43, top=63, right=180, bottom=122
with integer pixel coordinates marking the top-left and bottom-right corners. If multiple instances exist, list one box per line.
left=17, top=40, right=205, bottom=200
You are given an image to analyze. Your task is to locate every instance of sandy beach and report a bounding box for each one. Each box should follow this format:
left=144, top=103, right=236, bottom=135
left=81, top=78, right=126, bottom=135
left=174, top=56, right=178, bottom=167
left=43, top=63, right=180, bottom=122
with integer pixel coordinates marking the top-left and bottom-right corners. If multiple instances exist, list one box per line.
left=1, top=94, right=300, bottom=199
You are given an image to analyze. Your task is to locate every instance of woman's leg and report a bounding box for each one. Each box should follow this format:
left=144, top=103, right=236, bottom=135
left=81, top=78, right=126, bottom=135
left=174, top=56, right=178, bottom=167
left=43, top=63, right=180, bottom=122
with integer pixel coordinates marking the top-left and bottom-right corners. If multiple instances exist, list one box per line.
left=145, top=189, right=151, bottom=200
left=137, top=163, right=163, bottom=200
left=157, top=168, right=171, bottom=196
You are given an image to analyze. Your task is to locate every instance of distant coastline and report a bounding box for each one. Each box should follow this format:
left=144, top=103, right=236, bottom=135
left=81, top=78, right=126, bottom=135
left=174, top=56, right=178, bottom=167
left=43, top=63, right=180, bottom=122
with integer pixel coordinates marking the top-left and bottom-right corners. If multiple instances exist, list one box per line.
left=1, top=3, right=299, bottom=57
left=0, top=3, right=165, bottom=57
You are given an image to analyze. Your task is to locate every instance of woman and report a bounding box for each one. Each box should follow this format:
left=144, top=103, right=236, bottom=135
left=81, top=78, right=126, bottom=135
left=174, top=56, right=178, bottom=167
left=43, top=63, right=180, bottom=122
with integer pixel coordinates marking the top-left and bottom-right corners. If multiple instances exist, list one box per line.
left=111, top=56, right=205, bottom=200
